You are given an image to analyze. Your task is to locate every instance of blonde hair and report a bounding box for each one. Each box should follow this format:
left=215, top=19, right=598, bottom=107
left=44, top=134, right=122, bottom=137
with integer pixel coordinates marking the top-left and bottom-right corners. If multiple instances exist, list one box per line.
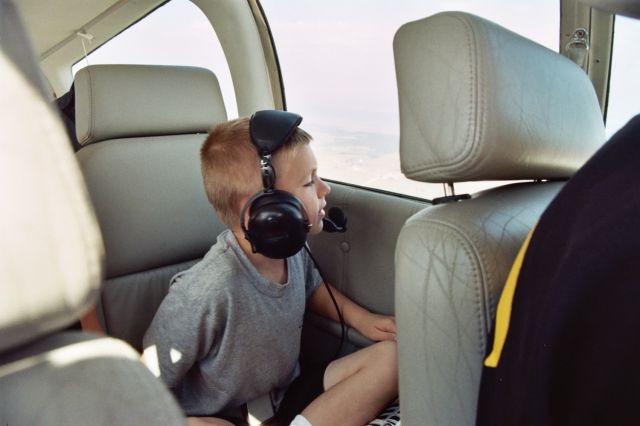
left=200, top=116, right=312, bottom=228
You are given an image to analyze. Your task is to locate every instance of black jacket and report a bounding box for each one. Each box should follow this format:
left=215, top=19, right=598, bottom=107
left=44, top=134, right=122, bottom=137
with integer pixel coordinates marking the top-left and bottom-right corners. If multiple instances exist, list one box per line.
left=477, top=115, right=640, bottom=426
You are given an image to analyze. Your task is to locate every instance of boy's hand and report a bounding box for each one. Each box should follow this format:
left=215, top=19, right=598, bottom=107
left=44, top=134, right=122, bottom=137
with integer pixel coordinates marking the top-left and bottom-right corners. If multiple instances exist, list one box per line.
left=356, top=313, right=397, bottom=342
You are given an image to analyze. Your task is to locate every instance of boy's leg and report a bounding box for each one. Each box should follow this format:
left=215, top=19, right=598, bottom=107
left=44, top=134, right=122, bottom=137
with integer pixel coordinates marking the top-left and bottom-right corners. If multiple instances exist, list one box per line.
left=301, top=340, right=398, bottom=426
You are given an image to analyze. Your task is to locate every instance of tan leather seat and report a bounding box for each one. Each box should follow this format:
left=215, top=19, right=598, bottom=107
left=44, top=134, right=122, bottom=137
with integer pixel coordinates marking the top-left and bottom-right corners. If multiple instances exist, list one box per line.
left=0, top=1, right=185, bottom=424
left=392, top=12, right=606, bottom=425
left=74, top=64, right=228, bottom=350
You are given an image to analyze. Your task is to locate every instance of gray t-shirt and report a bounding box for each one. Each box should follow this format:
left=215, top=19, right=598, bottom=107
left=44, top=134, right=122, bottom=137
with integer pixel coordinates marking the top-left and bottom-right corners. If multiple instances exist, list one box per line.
left=143, top=229, right=322, bottom=416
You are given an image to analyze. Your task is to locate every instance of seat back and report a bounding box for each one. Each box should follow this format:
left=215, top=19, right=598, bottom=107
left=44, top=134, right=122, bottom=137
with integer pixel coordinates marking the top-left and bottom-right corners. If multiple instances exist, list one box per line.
left=0, top=1, right=185, bottom=424
left=393, top=12, right=606, bottom=425
left=74, top=64, right=228, bottom=350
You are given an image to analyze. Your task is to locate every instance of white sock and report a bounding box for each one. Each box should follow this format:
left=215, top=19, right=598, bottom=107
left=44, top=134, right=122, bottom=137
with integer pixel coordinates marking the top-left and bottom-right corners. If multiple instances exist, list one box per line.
left=289, top=414, right=312, bottom=426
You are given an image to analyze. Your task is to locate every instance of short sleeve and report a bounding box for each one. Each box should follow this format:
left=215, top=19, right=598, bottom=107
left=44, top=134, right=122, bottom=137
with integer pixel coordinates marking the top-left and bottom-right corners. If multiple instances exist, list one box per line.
left=142, top=277, right=220, bottom=388
left=301, top=248, right=323, bottom=299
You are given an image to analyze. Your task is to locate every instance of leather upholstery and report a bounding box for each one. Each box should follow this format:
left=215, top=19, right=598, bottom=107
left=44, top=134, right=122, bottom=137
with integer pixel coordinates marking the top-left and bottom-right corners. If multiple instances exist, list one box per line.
left=393, top=12, right=606, bottom=426
left=396, top=182, right=563, bottom=425
left=0, top=5, right=102, bottom=353
left=0, top=2, right=185, bottom=424
left=394, top=12, right=605, bottom=183
left=1, top=333, right=185, bottom=425
left=74, top=64, right=227, bottom=145
left=77, top=135, right=220, bottom=278
left=74, top=65, right=228, bottom=350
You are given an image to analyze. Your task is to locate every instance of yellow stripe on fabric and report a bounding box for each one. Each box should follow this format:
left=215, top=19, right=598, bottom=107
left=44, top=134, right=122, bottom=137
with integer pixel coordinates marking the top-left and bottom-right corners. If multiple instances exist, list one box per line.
left=484, top=227, right=536, bottom=368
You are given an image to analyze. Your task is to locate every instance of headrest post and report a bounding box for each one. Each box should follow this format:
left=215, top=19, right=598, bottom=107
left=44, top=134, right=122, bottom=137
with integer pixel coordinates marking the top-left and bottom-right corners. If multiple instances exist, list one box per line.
left=443, top=182, right=456, bottom=197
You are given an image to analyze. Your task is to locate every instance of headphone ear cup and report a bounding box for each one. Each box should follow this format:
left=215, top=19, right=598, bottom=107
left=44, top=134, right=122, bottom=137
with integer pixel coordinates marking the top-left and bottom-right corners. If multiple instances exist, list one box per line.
left=246, top=190, right=310, bottom=259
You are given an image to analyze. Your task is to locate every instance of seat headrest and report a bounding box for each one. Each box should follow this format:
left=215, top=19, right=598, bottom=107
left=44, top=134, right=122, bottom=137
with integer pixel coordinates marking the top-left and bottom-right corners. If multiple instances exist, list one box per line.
left=580, top=0, right=640, bottom=18
left=394, top=12, right=606, bottom=183
left=74, top=64, right=227, bottom=145
left=0, top=0, right=104, bottom=352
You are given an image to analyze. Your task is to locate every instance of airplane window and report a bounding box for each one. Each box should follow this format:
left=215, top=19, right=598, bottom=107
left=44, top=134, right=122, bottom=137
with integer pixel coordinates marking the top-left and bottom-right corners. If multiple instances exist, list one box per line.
left=260, top=0, right=559, bottom=199
left=606, top=16, right=640, bottom=138
left=71, top=0, right=238, bottom=118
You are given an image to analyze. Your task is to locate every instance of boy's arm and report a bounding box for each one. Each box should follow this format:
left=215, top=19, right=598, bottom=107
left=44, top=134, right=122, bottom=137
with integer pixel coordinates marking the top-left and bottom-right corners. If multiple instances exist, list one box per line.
left=142, top=290, right=214, bottom=388
left=80, top=305, right=105, bottom=334
left=307, top=282, right=396, bottom=342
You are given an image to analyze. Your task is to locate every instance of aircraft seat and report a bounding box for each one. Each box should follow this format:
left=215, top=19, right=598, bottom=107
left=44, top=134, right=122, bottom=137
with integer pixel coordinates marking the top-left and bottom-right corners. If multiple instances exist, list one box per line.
left=393, top=11, right=606, bottom=425
left=0, top=1, right=186, bottom=423
left=74, top=64, right=228, bottom=350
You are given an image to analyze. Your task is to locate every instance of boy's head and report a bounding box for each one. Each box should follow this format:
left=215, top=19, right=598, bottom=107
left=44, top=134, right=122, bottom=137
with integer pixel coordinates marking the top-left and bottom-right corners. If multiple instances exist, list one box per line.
left=201, top=116, right=329, bottom=234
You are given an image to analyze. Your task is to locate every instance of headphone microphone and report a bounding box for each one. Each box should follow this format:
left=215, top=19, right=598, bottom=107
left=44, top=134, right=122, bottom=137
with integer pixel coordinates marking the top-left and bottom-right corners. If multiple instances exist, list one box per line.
left=322, top=207, right=347, bottom=233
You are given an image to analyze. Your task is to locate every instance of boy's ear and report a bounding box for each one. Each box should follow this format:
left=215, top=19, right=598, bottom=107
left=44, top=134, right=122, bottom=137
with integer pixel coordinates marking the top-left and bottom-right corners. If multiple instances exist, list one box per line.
left=238, top=194, right=252, bottom=213
left=237, top=194, right=253, bottom=230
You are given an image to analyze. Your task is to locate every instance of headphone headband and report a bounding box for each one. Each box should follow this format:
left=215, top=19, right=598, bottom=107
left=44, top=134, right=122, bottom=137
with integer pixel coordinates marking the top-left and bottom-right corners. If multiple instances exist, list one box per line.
left=259, top=155, right=275, bottom=190
left=250, top=110, right=303, bottom=156
left=250, top=110, right=303, bottom=191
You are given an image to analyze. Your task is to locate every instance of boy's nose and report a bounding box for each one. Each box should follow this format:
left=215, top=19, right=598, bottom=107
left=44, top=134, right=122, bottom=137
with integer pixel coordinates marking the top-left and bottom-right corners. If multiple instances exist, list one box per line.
left=318, top=178, right=331, bottom=197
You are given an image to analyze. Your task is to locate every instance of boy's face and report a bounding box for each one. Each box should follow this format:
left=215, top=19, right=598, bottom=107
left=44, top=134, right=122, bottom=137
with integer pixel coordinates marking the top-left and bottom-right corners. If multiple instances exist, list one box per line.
left=274, top=144, right=331, bottom=235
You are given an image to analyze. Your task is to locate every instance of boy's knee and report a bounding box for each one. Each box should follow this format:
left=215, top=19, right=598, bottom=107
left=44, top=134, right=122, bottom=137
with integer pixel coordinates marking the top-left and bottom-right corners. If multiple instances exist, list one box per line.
left=368, top=341, right=398, bottom=397
left=369, top=341, right=398, bottom=381
left=373, top=340, right=397, bottom=366
left=380, top=341, right=398, bottom=375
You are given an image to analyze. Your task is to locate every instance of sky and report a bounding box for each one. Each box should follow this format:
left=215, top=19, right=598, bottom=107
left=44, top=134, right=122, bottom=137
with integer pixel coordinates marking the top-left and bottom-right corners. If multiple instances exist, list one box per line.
left=261, top=0, right=560, bottom=136
left=606, top=15, right=640, bottom=137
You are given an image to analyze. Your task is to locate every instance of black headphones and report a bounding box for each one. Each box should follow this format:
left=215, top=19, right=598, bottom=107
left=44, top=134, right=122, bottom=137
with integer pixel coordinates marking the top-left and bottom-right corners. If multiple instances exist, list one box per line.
left=240, top=110, right=311, bottom=259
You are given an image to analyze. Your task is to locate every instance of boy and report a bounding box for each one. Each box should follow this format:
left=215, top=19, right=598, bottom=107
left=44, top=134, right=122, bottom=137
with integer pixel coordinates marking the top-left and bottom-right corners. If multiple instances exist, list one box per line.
left=142, top=113, right=398, bottom=426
